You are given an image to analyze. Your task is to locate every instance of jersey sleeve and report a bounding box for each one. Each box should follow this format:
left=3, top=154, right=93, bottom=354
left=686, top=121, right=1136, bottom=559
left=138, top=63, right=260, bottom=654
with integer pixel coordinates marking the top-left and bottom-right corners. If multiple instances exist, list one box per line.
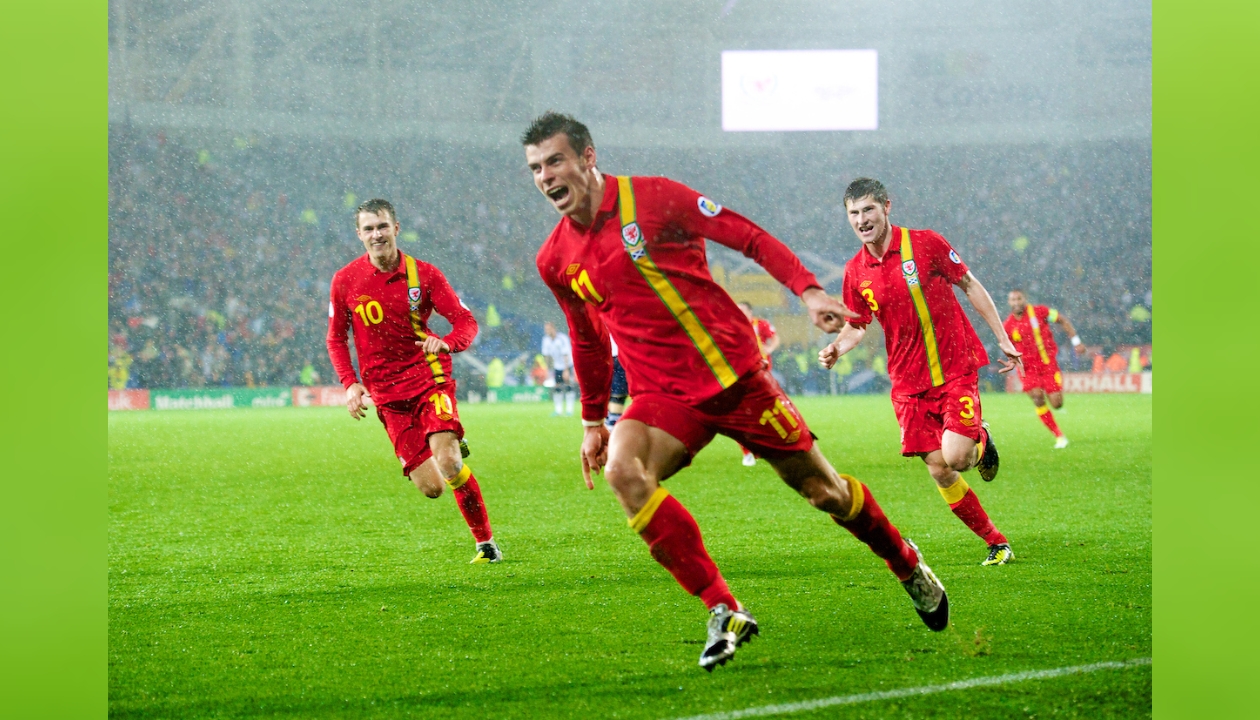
left=537, top=250, right=612, bottom=421
left=924, top=230, right=970, bottom=284
left=425, top=265, right=478, bottom=352
left=653, top=178, right=822, bottom=297
left=325, top=273, right=359, bottom=389
left=760, top=319, right=777, bottom=340
left=841, top=260, right=872, bottom=328
left=1044, top=306, right=1060, bottom=323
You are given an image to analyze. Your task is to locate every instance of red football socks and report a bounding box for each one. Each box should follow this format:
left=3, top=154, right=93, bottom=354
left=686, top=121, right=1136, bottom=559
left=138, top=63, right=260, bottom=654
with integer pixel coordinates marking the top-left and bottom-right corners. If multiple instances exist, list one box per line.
left=448, top=467, right=493, bottom=543
left=832, top=478, right=918, bottom=582
left=1036, top=405, right=1063, bottom=437
left=633, top=489, right=739, bottom=611
left=949, top=489, right=1007, bottom=546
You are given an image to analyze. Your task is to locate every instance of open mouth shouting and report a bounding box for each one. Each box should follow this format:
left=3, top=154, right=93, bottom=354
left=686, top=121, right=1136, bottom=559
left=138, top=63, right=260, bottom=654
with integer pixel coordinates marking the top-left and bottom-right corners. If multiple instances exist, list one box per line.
left=546, top=184, right=572, bottom=209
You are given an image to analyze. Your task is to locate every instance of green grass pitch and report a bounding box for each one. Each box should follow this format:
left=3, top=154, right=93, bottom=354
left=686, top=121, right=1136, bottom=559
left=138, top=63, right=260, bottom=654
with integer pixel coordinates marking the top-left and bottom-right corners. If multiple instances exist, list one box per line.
left=109, top=393, right=1150, bottom=719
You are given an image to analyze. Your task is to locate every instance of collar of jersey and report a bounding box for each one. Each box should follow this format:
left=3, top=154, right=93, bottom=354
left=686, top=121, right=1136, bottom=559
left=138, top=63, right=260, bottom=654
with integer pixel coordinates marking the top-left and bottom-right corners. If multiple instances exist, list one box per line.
left=863, top=225, right=902, bottom=266
left=565, top=173, right=620, bottom=235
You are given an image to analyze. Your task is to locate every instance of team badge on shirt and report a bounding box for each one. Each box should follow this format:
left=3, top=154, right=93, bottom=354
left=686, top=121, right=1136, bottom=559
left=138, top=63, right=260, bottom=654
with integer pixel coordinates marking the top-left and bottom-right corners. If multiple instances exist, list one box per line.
left=622, top=222, right=643, bottom=247
left=948, top=250, right=962, bottom=264
left=902, top=260, right=917, bottom=276
left=697, top=196, right=722, bottom=217
left=408, top=287, right=422, bottom=303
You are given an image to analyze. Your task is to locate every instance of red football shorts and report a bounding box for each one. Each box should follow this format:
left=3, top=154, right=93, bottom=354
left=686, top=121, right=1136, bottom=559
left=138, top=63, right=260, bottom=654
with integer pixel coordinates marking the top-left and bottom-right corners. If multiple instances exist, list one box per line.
left=375, top=382, right=464, bottom=476
left=621, top=368, right=814, bottom=461
left=892, top=372, right=983, bottom=456
left=1020, top=364, right=1063, bottom=394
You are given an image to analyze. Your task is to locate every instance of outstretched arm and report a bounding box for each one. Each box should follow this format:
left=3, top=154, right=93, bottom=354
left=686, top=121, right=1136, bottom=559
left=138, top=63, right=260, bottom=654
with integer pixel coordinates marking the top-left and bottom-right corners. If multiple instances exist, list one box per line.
left=1054, top=311, right=1086, bottom=355
left=956, top=272, right=1022, bottom=374
left=819, top=322, right=867, bottom=369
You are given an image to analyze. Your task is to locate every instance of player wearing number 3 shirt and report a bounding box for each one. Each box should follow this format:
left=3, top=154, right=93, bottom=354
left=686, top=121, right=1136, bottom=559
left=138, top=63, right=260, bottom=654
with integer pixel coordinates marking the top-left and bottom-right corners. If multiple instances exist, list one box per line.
left=525, top=112, right=951, bottom=672
left=327, top=198, right=500, bottom=565
left=821, top=178, right=1023, bottom=567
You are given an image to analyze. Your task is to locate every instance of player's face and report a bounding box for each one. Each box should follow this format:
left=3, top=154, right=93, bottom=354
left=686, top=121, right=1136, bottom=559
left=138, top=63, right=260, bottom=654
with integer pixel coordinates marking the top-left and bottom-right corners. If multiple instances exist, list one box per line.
left=1008, top=291, right=1027, bottom=314
left=544, top=322, right=556, bottom=337
left=525, top=134, right=598, bottom=219
left=356, top=211, right=400, bottom=264
left=739, top=304, right=754, bottom=321
left=845, top=195, right=891, bottom=247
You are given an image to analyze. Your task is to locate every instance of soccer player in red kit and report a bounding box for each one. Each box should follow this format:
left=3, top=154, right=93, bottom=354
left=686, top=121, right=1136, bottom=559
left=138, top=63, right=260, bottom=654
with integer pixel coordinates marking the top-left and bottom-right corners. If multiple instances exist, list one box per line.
left=1003, top=289, right=1086, bottom=448
left=821, top=178, right=1022, bottom=567
left=327, top=199, right=500, bottom=564
left=524, top=112, right=950, bottom=671
left=736, top=301, right=779, bottom=466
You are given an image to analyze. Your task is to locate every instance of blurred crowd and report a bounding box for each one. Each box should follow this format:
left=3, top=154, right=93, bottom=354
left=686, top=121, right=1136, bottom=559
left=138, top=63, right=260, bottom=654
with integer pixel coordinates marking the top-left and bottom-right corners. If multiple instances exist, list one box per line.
left=108, top=126, right=1151, bottom=392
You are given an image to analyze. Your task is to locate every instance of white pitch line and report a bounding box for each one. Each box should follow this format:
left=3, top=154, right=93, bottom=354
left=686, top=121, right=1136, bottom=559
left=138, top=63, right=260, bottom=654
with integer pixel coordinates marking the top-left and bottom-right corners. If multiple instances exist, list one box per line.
left=667, top=657, right=1152, bottom=720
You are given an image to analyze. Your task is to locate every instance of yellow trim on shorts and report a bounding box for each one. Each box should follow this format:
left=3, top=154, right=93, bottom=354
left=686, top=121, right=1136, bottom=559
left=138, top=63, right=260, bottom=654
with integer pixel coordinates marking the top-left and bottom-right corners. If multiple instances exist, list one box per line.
left=616, top=176, right=739, bottom=389
left=446, top=464, right=472, bottom=489
left=938, top=476, right=970, bottom=505
left=628, top=486, right=671, bottom=533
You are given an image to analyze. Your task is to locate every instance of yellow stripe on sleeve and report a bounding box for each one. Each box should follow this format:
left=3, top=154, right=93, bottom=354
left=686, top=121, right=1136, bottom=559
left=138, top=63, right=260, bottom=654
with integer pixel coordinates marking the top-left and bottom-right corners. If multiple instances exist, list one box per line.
left=628, top=486, right=671, bottom=533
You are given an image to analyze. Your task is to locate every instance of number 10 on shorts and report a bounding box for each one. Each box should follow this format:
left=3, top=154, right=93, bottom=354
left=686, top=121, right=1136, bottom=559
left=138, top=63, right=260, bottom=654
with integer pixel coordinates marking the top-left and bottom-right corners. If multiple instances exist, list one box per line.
left=429, top=391, right=455, bottom=421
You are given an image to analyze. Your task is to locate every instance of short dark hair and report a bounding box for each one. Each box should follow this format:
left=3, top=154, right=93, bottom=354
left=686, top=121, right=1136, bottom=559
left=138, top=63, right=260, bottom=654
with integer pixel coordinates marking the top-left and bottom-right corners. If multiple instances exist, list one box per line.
left=355, top=198, right=396, bottom=225
left=521, top=111, right=594, bottom=155
left=737, top=300, right=753, bottom=310
left=843, top=178, right=889, bottom=206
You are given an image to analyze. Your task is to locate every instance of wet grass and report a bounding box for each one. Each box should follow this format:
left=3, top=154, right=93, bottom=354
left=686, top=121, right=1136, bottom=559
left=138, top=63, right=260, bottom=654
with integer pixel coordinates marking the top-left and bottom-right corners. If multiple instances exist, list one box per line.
left=109, top=393, right=1150, bottom=718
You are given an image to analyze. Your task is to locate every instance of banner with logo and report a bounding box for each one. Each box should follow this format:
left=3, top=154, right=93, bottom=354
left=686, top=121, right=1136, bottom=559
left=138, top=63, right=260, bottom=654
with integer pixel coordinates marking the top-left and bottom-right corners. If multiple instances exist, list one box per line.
left=149, top=387, right=293, bottom=410
left=1006, top=372, right=1152, bottom=394
left=108, top=389, right=151, bottom=411
left=293, top=385, right=364, bottom=407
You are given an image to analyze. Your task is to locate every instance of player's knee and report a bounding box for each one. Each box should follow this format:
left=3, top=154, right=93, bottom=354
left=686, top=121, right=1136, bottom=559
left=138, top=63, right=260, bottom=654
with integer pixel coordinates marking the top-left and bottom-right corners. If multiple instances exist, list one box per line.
left=604, top=457, right=646, bottom=494
left=438, top=458, right=462, bottom=482
left=1050, top=395, right=1064, bottom=409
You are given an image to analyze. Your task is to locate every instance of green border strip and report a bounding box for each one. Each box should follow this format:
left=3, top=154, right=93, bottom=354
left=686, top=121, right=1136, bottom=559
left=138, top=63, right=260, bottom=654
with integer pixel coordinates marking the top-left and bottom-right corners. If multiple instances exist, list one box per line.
left=1153, top=1, right=1260, bottom=717
left=0, top=1, right=106, bottom=717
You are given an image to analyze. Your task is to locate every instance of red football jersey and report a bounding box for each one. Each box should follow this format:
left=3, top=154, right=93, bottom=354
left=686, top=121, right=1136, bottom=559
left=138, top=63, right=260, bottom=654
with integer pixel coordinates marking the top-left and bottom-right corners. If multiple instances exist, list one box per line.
left=1003, top=304, right=1061, bottom=376
left=841, top=225, right=988, bottom=396
left=536, top=175, right=821, bottom=422
left=327, top=252, right=477, bottom=405
left=752, top=317, right=777, bottom=369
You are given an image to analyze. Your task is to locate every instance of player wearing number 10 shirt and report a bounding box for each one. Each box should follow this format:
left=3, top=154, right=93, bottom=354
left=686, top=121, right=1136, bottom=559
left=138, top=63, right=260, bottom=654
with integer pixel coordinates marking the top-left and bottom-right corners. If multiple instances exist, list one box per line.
left=525, top=112, right=950, bottom=672
left=327, top=198, right=500, bottom=565
left=821, top=178, right=1023, bottom=567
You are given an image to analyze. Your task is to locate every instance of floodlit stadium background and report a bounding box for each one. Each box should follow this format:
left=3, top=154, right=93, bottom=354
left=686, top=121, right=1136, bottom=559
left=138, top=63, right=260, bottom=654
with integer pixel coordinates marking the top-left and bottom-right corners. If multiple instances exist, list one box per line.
left=107, top=0, right=1151, bottom=399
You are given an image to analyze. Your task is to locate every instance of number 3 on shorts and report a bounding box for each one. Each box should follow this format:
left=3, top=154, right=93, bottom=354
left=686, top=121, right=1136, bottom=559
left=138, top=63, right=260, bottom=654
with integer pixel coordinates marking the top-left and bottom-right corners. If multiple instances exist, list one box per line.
left=428, top=391, right=455, bottom=420
left=959, top=396, right=975, bottom=419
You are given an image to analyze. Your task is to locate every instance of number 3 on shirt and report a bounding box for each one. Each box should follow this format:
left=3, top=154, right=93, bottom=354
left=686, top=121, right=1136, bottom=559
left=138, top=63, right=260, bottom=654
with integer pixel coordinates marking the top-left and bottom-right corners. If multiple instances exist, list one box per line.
left=354, top=300, right=384, bottom=327
left=959, top=396, right=975, bottom=419
left=860, top=288, right=879, bottom=312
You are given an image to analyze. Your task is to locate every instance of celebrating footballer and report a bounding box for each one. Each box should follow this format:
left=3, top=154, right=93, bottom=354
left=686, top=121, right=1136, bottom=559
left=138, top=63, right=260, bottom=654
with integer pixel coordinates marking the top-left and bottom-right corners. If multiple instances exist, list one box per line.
left=327, top=199, right=501, bottom=564
left=821, top=178, right=1021, bottom=567
left=526, top=113, right=952, bottom=671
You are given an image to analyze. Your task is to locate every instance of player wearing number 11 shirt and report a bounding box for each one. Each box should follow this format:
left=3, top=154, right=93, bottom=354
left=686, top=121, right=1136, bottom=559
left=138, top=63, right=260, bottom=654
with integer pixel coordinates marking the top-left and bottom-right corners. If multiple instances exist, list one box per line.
left=327, top=198, right=500, bottom=564
left=525, top=112, right=951, bottom=672
left=821, top=178, right=1022, bottom=567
